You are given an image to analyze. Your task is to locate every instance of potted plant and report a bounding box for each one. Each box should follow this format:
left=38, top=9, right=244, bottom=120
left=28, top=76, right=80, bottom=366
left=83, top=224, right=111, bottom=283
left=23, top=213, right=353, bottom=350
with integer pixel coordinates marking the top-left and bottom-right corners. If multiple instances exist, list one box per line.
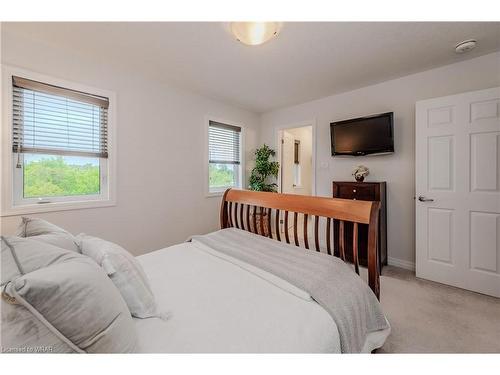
left=248, top=144, right=279, bottom=235
left=249, top=144, right=280, bottom=192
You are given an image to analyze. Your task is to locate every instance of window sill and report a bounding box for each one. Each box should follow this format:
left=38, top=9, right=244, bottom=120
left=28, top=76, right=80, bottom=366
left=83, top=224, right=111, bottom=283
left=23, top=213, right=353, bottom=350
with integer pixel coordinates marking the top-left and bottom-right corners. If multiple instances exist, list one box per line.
left=205, top=187, right=244, bottom=198
left=206, top=191, right=226, bottom=198
left=0, top=198, right=116, bottom=217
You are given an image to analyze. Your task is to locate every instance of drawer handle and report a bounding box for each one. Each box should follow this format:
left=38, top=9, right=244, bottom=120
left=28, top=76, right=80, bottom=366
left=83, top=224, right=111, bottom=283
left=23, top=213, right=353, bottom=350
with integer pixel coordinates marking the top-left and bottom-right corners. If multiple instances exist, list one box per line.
left=353, top=189, right=356, bottom=193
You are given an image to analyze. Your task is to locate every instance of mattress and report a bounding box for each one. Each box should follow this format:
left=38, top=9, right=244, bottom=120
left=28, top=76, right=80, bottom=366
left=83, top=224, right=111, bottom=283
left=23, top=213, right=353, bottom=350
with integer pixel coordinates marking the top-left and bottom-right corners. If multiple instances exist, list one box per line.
left=134, top=236, right=389, bottom=353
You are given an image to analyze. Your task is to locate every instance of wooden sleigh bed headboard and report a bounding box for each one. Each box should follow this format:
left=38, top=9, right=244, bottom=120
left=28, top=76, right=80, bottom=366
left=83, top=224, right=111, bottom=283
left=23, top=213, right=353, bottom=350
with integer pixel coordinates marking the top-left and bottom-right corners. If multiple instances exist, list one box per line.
left=220, top=189, right=381, bottom=299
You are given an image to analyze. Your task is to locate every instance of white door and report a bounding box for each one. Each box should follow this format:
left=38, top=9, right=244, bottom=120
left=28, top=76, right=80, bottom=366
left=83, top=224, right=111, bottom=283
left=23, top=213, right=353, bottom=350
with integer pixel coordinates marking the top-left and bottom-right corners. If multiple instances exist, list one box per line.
left=416, top=87, right=500, bottom=298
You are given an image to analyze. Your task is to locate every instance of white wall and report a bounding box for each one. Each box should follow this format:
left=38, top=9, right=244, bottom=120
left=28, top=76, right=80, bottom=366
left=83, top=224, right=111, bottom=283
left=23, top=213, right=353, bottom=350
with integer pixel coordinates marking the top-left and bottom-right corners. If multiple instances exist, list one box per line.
left=2, top=27, right=498, bottom=266
left=0, top=30, right=260, bottom=255
left=260, top=52, right=500, bottom=268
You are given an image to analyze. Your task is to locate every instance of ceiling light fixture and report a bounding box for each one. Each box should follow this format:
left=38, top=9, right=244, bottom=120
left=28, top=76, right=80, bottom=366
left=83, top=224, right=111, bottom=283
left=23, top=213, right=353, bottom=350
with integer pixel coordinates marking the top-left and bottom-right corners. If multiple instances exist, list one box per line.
left=230, top=22, right=282, bottom=46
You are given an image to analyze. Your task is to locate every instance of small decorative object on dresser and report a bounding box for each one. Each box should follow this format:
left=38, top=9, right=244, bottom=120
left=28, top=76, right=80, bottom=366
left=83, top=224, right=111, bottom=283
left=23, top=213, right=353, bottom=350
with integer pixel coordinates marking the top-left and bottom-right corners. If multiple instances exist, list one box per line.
left=352, top=165, right=369, bottom=182
left=332, top=181, right=387, bottom=271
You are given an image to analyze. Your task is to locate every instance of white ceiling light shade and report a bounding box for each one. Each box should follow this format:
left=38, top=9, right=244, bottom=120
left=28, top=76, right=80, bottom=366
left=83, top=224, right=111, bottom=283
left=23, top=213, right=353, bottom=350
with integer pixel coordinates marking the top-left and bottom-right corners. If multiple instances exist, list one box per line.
left=230, top=22, right=282, bottom=46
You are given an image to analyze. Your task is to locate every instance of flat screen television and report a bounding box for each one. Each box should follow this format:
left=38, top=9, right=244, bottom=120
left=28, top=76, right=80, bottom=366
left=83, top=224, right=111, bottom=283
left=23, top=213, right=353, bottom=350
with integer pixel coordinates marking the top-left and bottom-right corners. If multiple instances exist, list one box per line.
left=330, top=112, right=394, bottom=156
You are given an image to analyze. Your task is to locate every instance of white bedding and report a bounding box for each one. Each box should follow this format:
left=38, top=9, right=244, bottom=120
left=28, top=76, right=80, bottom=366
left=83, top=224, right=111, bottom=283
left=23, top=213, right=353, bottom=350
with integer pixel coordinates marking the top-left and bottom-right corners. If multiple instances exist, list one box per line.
left=134, top=237, right=389, bottom=353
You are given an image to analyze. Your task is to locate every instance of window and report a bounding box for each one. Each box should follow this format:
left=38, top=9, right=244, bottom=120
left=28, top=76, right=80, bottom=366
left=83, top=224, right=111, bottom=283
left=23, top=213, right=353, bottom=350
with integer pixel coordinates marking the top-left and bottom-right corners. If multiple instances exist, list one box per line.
left=7, top=74, right=114, bottom=212
left=208, top=120, right=242, bottom=194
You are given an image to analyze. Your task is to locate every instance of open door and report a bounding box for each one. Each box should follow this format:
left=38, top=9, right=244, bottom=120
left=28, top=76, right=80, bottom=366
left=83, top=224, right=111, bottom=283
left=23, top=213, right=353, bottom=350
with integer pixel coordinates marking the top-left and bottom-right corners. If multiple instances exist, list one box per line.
left=278, top=125, right=313, bottom=233
left=279, top=126, right=313, bottom=196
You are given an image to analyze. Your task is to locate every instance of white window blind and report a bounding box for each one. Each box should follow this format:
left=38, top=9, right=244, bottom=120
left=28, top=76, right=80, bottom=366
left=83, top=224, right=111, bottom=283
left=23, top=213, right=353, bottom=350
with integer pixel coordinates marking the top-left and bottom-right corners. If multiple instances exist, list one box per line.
left=12, top=76, right=109, bottom=158
left=208, top=121, right=241, bottom=165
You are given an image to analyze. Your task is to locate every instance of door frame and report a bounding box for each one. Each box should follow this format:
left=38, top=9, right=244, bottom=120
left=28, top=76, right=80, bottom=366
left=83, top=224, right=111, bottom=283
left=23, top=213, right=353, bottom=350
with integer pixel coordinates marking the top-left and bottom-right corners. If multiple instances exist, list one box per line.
left=275, top=119, right=317, bottom=196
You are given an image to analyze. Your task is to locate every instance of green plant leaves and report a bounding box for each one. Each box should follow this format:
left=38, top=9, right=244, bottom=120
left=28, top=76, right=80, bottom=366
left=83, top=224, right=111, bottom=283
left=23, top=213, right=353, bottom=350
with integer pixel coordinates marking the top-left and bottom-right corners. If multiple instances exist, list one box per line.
left=249, top=144, right=279, bottom=192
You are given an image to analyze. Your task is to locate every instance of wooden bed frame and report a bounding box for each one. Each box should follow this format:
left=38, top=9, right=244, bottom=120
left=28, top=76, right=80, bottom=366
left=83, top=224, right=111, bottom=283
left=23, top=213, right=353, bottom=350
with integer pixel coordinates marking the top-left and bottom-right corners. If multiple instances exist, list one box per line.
left=220, top=189, right=381, bottom=299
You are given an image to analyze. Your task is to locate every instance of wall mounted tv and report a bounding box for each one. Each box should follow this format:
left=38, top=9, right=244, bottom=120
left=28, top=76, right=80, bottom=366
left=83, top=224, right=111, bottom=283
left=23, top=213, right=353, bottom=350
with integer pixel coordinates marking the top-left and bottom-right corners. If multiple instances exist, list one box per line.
left=330, top=112, right=394, bottom=156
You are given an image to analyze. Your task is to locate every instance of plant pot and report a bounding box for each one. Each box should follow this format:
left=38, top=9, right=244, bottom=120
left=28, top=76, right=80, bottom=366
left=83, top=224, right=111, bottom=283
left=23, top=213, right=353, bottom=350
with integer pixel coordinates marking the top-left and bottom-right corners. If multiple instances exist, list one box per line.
left=355, top=176, right=365, bottom=182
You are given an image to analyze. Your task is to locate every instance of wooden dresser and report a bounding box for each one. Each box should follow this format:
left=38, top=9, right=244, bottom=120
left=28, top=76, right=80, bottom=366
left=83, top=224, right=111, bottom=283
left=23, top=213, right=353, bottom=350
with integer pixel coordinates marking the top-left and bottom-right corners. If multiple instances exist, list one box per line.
left=332, top=181, right=387, bottom=270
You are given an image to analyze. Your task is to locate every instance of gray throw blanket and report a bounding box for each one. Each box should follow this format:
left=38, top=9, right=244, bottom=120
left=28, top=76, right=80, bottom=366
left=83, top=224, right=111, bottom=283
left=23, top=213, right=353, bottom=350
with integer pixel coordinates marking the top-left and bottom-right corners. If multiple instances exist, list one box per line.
left=191, top=228, right=389, bottom=353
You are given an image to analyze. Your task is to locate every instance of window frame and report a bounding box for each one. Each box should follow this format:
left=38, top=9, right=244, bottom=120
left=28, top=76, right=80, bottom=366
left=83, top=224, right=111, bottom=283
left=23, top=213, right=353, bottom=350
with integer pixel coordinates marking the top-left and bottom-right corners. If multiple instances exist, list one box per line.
left=205, top=116, right=244, bottom=197
left=12, top=154, right=108, bottom=206
left=1, top=65, right=117, bottom=216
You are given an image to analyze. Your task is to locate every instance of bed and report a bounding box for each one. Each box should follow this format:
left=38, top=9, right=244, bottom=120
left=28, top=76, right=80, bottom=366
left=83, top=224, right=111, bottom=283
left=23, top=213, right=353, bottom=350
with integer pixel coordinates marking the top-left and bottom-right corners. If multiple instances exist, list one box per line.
left=133, top=189, right=390, bottom=353
left=1, top=189, right=389, bottom=353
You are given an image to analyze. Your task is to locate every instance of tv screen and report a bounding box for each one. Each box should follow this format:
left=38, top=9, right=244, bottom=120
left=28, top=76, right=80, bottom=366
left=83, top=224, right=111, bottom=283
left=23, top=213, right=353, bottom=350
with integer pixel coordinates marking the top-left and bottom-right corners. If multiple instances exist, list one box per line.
left=330, top=112, right=394, bottom=156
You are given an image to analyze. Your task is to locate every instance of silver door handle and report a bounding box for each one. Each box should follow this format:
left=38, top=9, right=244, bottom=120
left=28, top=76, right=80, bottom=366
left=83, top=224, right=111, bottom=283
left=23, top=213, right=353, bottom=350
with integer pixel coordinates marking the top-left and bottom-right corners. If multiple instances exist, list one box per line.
left=418, top=196, right=434, bottom=202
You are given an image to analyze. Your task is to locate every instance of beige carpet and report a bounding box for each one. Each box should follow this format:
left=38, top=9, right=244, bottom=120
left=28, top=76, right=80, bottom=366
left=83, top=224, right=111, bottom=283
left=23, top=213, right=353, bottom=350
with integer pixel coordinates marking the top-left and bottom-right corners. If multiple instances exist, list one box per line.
left=375, top=266, right=500, bottom=353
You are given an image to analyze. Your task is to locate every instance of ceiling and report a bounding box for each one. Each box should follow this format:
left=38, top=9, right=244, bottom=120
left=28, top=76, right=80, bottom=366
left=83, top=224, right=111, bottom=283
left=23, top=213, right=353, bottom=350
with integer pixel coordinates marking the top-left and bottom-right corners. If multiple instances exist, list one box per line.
left=3, top=22, right=500, bottom=113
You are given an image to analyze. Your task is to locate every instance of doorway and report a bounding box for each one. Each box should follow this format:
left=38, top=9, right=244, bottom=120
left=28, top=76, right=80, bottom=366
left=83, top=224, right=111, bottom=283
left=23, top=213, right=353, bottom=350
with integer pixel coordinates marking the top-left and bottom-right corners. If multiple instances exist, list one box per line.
left=278, top=125, right=314, bottom=196
left=277, top=124, right=314, bottom=235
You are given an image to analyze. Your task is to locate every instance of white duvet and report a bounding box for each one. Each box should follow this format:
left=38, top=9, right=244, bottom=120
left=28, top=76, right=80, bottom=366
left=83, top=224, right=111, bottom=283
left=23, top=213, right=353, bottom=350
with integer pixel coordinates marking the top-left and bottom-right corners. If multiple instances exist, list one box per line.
left=134, top=237, right=389, bottom=353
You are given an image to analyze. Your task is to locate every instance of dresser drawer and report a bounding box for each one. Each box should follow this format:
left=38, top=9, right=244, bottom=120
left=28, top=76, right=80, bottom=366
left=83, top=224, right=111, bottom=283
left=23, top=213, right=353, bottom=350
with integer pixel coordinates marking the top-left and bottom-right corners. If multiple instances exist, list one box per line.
left=337, top=184, right=376, bottom=201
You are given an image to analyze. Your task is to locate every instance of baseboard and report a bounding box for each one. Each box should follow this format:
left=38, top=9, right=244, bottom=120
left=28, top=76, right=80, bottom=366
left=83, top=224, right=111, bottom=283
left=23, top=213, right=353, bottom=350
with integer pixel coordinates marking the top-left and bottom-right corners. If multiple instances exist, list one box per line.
left=387, top=256, right=415, bottom=271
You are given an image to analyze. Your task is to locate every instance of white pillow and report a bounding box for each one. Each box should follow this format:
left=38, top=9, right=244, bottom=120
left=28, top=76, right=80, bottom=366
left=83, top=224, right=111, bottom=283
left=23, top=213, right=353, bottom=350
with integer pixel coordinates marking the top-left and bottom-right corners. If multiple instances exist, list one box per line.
left=1, top=236, right=138, bottom=353
left=16, top=217, right=80, bottom=252
left=1, top=236, right=80, bottom=283
left=77, top=234, right=158, bottom=319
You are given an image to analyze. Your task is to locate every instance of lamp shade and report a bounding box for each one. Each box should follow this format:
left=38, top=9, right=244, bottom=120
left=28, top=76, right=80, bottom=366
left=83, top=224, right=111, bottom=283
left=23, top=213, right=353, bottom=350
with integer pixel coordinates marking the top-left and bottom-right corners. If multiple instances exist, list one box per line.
left=230, top=22, right=281, bottom=46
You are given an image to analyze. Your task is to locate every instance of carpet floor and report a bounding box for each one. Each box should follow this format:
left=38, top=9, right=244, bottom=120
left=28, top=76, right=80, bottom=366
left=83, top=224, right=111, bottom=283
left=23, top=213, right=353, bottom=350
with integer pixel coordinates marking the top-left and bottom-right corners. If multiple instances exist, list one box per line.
left=375, top=266, right=500, bottom=353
